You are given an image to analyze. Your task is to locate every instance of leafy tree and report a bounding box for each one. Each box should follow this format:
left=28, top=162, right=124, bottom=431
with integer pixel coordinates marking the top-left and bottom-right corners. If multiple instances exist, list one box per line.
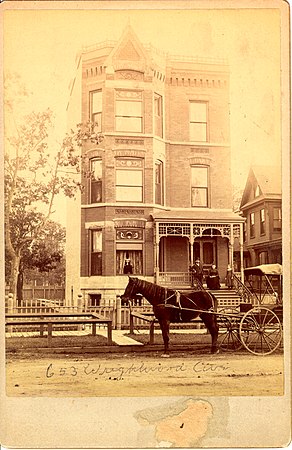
left=6, top=218, right=66, bottom=302
left=4, top=73, right=103, bottom=301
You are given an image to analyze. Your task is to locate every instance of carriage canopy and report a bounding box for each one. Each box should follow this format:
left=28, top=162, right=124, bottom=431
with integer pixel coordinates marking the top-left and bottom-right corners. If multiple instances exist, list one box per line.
left=244, top=263, right=282, bottom=277
left=244, top=263, right=282, bottom=304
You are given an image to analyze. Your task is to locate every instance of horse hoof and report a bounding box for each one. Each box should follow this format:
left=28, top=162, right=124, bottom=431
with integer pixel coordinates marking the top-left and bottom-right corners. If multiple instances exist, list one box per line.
left=211, top=349, right=220, bottom=355
left=161, top=353, right=170, bottom=358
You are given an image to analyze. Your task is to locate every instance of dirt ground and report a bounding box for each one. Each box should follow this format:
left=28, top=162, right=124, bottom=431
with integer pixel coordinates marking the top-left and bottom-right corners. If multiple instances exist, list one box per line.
left=6, top=349, right=284, bottom=397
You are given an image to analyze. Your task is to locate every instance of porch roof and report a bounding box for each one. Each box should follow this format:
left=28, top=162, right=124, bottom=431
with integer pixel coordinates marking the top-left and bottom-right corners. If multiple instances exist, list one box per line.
left=151, top=209, right=244, bottom=223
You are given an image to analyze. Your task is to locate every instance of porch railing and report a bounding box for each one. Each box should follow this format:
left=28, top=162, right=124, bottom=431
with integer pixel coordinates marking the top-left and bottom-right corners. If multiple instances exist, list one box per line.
left=158, top=272, right=192, bottom=287
left=232, top=272, right=255, bottom=304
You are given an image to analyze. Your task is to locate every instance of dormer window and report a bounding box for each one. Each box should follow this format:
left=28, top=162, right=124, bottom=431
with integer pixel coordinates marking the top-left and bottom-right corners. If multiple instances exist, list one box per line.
left=255, top=185, right=260, bottom=197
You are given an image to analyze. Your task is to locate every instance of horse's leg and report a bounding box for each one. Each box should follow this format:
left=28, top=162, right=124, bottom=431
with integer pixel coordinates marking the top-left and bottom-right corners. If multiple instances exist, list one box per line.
left=200, top=312, right=219, bottom=354
left=158, top=318, right=170, bottom=356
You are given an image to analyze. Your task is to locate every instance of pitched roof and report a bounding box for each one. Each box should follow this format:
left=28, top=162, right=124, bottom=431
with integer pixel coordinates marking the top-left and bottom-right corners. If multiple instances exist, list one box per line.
left=251, top=165, right=281, bottom=195
left=240, top=165, right=281, bottom=208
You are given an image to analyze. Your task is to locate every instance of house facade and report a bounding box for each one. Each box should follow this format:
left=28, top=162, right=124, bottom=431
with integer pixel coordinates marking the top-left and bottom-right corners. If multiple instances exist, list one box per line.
left=240, top=166, right=282, bottom=268
left=65, top=26, right=244, bottom=306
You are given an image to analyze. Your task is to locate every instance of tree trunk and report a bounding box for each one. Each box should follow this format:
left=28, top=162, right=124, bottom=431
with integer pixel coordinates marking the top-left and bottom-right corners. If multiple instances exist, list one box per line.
left=9, top=253, right=21, bottom=305
left=17, top=270, right=24, bottom=304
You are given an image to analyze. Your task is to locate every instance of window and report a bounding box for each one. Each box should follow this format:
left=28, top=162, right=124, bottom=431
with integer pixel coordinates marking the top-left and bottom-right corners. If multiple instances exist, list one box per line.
left=116, top=250, right=143, bottom=275
left=259, top=251, right=268, bottom=265
left=190, top=102, right=208, bottom=141
left=273, top=207, right=282, bottom=231
left=250, top=212, right=255, bottom=238
left=155, top=161, right=164, bottom=205
left=90, top=230, right=102, bottom=275
left=116, top=158, right=143, bottom=202
left=154, top=93, right=163, bottom=137
left=115, top=90, right=143, bottom=132
left=255, top=185, right=260, bottom=197
left=90, top=158, right=102, bottom=203
left=260, top=208, right=265, bottom=234
left=90, top=90, right=102, bottom=132
left=191, top=166, right=208, bottom=207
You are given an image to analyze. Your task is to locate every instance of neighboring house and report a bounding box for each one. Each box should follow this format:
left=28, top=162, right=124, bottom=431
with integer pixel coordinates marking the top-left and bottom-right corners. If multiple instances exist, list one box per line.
left=65, top=26, right=244, bottom=306
left=240, top=166, right=282, bottom=267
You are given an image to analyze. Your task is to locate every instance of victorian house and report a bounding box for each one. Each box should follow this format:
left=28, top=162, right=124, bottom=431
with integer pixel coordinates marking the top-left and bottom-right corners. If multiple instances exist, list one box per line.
left=240, top=166, right=282, bottom=267
left=65, top=26, right=245, bottom=306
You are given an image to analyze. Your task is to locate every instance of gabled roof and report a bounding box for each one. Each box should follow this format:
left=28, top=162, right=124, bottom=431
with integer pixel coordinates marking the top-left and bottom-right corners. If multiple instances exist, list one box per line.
left=105, top=25, right=149, bottom=72
left=240, top=165, right=281, bottom=208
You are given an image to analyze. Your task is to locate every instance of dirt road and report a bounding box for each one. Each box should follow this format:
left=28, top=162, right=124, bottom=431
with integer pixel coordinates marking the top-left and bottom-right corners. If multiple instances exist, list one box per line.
left=6, top=350, right=284, bottom=397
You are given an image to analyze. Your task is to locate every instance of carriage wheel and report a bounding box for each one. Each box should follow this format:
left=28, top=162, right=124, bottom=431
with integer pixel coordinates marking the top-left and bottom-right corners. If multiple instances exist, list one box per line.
left=239, top=306, right=283, bottom=355
left=217, top=308, right=243, bottom=352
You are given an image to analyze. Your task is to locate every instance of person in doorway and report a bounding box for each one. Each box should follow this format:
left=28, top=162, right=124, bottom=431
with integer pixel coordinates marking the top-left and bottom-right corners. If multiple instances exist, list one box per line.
left=190, top=258, right=204, bottom=287
left=225, top=264, right=233, bottom=289
left=206, top=264, right=220, bottom=290
left=123, top=259, right=133, bottom=274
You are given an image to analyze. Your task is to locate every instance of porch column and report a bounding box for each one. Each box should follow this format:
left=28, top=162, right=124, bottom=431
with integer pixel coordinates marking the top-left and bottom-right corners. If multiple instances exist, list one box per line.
left=154, top=222, right=160, bottom=283
left=239, top=222, right=244, bottom=282
left=189, top=224, right=194, bottom=267
left=229, top=224, right=234, bottom=266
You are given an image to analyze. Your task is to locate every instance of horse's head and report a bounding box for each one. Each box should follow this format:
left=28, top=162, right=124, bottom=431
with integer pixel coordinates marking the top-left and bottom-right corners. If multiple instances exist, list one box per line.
left=121, top=276, right=139, bottom=302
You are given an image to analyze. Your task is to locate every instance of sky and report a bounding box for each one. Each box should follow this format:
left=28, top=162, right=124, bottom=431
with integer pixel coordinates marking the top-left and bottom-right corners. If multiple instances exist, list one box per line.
left=3, top=4, right=284, bottom=224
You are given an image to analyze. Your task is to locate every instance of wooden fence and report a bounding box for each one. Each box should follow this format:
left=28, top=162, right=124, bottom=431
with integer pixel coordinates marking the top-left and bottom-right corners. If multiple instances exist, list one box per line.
left=4, top=294, right=154, bottom=331
left=5, top=285, right=65, bottom=301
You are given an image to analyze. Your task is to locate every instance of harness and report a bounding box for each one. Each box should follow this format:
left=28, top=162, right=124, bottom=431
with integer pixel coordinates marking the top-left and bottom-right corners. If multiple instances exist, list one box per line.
left=158, top=287, right=216, bottom=317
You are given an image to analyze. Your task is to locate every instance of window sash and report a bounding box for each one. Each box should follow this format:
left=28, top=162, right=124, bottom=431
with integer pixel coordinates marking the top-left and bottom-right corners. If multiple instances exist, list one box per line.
left=116, top=186, right=143, bottom=202
left=116, top=100, right=141, bottom=116
left=273, top=208, right=282, bottom=230
left=190, top=102, right=207, bottom=142
left=155, top=162, right=163, bottom=205
left=191, top=166, right=208, bottom=207
left=90, top=159, right=102, bottom=203
left=260, top=209, right=265, bottom=234
left=191, top=187, right=208, bottom=207
left=116, top=117, right=142, bottom=132
left=250, top=213, right=255, bottom=238
left=190, top=102, right=207, bottom=121
left=91, top=91, right=102, bottom=131
left=90, top=230, right=102, bottom=276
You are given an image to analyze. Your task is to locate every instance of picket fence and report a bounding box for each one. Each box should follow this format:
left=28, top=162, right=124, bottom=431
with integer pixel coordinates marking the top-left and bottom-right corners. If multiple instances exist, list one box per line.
left=4, top=295, right=154, bottom=331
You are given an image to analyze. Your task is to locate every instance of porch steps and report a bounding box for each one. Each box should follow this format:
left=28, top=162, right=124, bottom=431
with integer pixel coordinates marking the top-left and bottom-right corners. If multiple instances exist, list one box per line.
left=208, top=288, right=242, bottom=309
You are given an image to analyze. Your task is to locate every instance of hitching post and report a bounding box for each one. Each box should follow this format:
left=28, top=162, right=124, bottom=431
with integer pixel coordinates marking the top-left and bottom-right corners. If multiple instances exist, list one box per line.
left=116, top=295, right=122, bottom=330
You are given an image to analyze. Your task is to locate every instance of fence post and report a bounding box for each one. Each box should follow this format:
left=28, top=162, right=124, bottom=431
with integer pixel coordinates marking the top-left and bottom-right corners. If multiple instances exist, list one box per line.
left=116, top=295, right=121, bottom=330
left=8, top=293, right=14, bottom=314
left=77, top=294, right=83, bottom=313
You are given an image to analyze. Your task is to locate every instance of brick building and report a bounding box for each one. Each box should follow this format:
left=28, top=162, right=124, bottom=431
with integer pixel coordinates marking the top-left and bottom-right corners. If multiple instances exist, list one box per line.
left=240, top=166, right=282, bottom=267
left=65, top=26, right=244, bottom=306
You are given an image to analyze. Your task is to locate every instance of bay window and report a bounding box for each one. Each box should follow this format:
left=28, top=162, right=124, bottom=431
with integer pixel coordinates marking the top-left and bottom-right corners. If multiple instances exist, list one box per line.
left=116, top=158, right=143, bottom=202
left=115, top=90, right=143, bottom=132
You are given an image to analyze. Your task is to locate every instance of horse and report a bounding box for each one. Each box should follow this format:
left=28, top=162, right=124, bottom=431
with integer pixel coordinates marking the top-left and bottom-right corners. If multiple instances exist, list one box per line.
left=122, top=277, right=219, bottom=356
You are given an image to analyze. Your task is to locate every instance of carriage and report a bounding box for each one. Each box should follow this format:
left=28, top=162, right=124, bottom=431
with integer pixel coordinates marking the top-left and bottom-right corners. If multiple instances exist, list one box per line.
left=217, top=264, right=283, bottom=355
left=123, top=264, right=283, bottom=356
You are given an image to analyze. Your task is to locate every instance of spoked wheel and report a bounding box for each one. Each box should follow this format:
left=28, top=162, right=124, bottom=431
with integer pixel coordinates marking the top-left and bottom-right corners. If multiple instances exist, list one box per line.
left=239, top=306, right=283, bottom=355
left=217, top=308, right=242, bottom=352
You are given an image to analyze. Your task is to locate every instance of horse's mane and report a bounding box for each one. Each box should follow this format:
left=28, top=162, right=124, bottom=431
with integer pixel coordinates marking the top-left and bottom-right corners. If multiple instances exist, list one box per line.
left=134, top=278, right=175, bottom=305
